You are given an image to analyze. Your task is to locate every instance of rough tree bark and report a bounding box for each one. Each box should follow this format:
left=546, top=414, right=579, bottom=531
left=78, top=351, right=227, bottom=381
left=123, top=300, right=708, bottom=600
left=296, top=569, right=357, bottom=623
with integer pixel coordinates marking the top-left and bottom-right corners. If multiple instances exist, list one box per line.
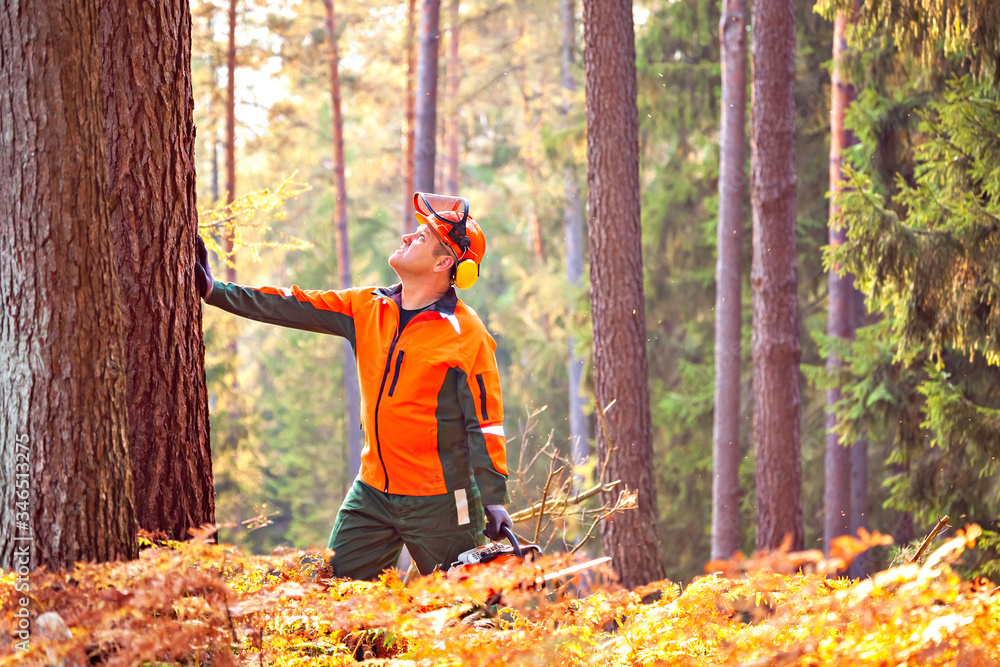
left=414, top=0, right=441, bottom=193
left=324, top=0, right=363, bottom=481
left=560, top=0, right=588, bottom=467
left=0, top=0, right=138, bottom=569
left=583, top=0, right=667, bottom=589
left=446, top=0, right=460, bottom=195
left=750, top=0, right=803, bottom=551
left=402, top=0, right=418, bottom=233
left=712, top=0, right=747, bottom=561
left=99, top=0, right=215, bottom=538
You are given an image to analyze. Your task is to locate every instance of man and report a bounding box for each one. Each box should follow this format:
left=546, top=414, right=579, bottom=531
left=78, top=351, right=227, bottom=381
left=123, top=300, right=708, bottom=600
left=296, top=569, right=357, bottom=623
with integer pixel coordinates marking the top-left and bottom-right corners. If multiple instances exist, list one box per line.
left=195, top=192, right=513, bottom=579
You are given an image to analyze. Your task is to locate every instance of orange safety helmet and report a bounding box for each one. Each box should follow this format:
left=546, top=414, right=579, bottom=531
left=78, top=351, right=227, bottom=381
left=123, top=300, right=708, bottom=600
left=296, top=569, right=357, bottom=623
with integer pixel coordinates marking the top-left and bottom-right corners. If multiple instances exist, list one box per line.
left=413, top=192, right=486, bottom=289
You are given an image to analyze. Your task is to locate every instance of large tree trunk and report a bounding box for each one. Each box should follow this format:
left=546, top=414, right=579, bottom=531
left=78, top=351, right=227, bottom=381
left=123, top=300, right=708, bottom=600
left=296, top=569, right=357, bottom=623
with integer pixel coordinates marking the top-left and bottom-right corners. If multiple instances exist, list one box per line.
left=414, top=0, right=441, bottom=193
left=224, top=0, right=237, bottom=284
left=583, top=0, right=667, bottom=589
left=445, top=0, right=460, bottom=195
left=0, top=0, right=138, bottom=569
left=560, top=0, right=588, bottom=467
left=99, top=0, right=215, bottom=538
left=324, top=0, right=363, bottom=484
left=402, top=0, right=418, bottom=233
left=750, top=0, right=802, bottom=551
left=712, top=0, right=747, bottom=561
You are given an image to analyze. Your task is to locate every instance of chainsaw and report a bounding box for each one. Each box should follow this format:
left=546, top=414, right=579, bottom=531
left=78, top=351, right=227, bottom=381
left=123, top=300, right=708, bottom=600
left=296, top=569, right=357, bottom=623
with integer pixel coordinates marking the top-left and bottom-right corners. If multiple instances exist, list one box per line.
left=447, top=525, right=611, bottom=584
left=446, top=526, right=612, bottom=622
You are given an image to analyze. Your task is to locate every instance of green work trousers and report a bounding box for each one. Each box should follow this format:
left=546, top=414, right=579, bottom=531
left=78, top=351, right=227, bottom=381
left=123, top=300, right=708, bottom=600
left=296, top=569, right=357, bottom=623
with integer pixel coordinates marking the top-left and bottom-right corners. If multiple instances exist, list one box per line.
left=328, top=478, right=486, bottom=580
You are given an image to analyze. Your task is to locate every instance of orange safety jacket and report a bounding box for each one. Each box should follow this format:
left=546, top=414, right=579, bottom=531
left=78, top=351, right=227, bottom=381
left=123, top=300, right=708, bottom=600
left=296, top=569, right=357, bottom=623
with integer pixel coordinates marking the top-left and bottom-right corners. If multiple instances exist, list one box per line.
left=207, top=280, right=509, bottom=506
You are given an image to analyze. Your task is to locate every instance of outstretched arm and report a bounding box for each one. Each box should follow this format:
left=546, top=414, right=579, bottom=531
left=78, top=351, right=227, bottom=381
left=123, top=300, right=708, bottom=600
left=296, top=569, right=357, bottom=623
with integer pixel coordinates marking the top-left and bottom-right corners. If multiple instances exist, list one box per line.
left=194, top=236, right=357, bottom=342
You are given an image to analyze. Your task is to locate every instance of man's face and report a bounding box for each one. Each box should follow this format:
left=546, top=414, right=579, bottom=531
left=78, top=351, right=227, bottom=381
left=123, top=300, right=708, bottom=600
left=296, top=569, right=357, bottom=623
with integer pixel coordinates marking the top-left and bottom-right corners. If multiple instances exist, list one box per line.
left=388, top=224, right=455, bottom=279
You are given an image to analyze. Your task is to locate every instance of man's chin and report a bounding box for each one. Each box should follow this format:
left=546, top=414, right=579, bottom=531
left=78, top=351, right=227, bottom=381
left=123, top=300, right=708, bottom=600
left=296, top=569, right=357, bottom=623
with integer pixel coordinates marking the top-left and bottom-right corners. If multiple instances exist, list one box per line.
left=387, top=254, right=404, bottom=278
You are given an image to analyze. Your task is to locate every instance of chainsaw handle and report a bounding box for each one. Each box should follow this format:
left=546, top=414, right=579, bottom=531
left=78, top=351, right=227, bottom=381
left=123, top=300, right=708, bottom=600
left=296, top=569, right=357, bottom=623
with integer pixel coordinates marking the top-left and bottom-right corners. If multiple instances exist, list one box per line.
left=500, top=525, right=524, bottom=558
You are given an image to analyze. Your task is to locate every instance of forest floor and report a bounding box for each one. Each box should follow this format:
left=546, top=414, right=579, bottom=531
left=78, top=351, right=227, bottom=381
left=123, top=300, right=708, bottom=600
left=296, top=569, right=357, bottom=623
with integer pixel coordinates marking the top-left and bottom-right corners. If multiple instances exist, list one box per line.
left=1, top=525, right=998, bottom=666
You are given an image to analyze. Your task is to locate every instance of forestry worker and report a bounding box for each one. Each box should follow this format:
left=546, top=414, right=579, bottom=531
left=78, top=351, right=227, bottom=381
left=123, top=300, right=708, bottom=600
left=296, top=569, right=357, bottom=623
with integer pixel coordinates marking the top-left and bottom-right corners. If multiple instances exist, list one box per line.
left=194, top=192, right=512, bottom=580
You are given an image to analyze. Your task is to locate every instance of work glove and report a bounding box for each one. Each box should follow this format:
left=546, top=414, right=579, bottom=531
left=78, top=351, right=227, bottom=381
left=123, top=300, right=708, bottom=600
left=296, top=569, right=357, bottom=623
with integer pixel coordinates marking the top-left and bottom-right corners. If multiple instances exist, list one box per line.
left=483, top=504, right=513, bottom=542
left=194, top=235, right=214, bottom=300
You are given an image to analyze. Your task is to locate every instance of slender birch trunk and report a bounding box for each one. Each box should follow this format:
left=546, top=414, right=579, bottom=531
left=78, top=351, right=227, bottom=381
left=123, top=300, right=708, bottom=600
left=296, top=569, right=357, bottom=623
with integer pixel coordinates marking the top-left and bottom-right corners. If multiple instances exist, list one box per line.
left=711, top=0, right=747, bottom=561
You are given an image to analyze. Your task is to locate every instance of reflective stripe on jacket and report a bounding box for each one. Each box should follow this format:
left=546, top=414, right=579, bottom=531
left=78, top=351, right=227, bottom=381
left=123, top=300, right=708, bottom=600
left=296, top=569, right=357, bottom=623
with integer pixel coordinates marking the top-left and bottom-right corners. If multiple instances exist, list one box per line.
left=206, top=280, right=509, bottom=505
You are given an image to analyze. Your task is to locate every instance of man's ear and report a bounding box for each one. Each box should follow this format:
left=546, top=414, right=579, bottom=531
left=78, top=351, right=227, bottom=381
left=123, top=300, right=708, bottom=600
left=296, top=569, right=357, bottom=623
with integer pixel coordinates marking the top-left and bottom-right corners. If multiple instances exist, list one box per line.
left=433, top=255, right=456, bottom=274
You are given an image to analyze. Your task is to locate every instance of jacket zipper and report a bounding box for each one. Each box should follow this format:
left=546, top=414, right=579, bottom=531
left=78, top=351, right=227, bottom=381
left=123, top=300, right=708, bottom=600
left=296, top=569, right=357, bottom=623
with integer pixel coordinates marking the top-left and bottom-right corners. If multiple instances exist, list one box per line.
left=373, top=327, right=401, bottom=493
left=374, top=298, right=437, bottom=493
left=475, top=373, right=489, bottom=420
left=387, top=350, right=405, bottom=397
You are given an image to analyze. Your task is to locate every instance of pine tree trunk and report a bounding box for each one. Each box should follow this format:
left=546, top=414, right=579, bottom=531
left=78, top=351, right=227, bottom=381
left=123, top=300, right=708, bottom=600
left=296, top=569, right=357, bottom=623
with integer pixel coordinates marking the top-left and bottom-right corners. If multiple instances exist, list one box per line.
left=324, top=0, right=363, bottom=482
left=224, top=0, right=237, bottom=284
left=435, top=89, right=446, bottom=192
left=518, top=21, right=545, bottom=262
left=0, top=0, right=138, bottom=569
left=560, top=0, right=588, bottom=467
left=750, top=0, right=803, bottom=551
left=402, top=0, right=418, bottom=233
left=824, top=10, right=859, bottom=558
left=414, top=0, right=441, bottom=193
left=712, top=0, right=747, bottom=561
left=847, top=434, right=869, bottom=576
left=583, top=0, right=667, bottom=589
left=446, top=0, right=460, bottom=195
left=99, top=0, right=215, bottom=539
left=847, top=264, right=869, bottom=578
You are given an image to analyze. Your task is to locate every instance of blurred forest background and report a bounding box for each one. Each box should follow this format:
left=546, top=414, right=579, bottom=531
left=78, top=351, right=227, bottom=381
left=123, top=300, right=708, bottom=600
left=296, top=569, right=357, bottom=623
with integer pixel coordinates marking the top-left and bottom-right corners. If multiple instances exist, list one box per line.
left=193, top=0, right=1000, bottom=583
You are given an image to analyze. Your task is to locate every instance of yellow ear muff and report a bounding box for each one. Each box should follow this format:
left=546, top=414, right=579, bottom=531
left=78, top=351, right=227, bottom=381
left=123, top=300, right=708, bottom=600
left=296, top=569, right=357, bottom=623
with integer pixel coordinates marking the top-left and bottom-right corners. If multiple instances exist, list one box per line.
left=454, top=258, right=479, bottom=289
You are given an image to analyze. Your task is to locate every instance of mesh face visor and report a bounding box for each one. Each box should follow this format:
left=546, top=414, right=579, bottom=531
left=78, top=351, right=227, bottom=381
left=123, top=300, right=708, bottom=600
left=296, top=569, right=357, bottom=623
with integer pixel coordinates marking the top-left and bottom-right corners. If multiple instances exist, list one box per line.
left=414, top=193, right=471, bottom=256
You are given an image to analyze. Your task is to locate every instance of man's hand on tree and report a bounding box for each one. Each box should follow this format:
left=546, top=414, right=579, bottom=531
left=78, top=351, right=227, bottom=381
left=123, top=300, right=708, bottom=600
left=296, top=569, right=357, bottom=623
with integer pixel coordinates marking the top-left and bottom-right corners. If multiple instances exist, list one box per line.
left=194, top=235, right=214, bottom=300
left=483, top=504, right=513, bottom=541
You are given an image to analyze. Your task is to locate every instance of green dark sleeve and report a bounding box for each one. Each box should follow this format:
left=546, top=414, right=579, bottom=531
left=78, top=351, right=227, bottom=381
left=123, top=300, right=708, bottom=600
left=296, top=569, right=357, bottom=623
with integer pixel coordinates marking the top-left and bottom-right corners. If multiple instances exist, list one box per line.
left=206, top=280, right=356, bottom=347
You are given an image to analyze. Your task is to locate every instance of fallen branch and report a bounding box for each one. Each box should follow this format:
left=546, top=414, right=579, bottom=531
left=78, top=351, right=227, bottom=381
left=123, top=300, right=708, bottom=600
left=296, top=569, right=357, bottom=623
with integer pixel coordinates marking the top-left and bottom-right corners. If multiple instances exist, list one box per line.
left=909, top=515, right=950, bottom=564
left=508, top=479, right=621, bottom=523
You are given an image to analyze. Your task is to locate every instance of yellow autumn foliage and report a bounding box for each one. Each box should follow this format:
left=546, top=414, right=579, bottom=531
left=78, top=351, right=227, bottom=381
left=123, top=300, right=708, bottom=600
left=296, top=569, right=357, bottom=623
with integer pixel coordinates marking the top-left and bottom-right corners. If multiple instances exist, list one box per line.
left=1, top=525, right=998, bottom=666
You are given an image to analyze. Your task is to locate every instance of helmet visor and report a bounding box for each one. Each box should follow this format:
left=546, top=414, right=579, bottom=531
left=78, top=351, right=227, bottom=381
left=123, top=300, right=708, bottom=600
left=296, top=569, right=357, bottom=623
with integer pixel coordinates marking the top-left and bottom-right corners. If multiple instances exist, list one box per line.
left=414, top=193, right=469, bottom=227
left=414, top=192, right=471, bottom=255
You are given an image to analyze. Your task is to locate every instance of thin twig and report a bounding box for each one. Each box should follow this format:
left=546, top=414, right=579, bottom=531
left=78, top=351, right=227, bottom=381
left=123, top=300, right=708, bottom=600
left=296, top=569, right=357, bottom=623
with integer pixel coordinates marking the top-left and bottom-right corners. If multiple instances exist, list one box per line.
left=909, top=515, right=950, bottom=563
left=594, top=398, right=617, bottom=485
left=511, top=406, right=551, bottom=509
left=534, top=464, right=565, bottom=544
left=569, top=518, right=601, bottom=555
left=570, top=491, right=634, bottom=555
left=508, top=479, right=621, bottom=522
